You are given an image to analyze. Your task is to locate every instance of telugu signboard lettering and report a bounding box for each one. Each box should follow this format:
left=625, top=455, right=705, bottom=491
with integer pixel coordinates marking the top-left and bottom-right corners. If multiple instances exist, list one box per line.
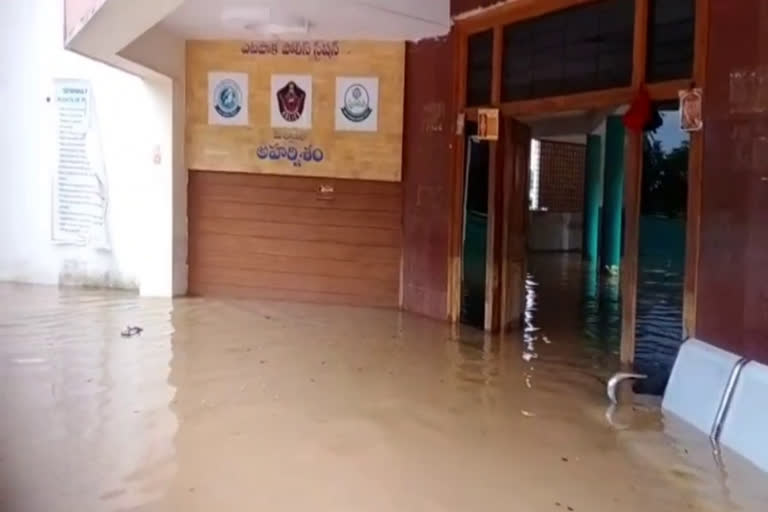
left=241, top=40, right=340, bottom=60
left=256, top=143, right=325, bottom=168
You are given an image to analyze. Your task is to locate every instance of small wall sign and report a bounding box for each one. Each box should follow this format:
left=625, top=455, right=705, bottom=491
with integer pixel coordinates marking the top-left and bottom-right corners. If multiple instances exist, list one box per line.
left=478, top=108, right=500, bottom=141
left=456, top=112, right=466, bottom=135
left=208, top=72, right=249, bottom=126
left=679, top=88, right=703, bottom=132
left=335, top=77, right=379, bottom=132
left=271, top=75, right=312, bottom=130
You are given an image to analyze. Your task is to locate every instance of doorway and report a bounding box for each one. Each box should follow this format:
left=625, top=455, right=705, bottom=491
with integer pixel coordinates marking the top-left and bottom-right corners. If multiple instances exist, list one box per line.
left=522, top=110, right=627, bottom=355
left=450, top=0, right=704, bottom=394
left=458, top=116, right=531, bottom=332
left=633, top=102, right=689, bottom=394
left=460, top=121, right=490, bottom=328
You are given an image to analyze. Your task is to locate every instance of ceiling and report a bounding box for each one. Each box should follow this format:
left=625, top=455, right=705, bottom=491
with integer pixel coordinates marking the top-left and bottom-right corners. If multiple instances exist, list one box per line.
left=161, top=0, right=451, bottom=41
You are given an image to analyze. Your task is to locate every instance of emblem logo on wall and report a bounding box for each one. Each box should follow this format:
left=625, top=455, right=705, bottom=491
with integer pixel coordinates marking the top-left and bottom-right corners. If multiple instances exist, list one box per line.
left=335, top=77, right=379, bottom=132
left=341, top=84, right=372, bottom=122
left=271, top=75, right=312, bottom=129
left=208, top=72, right=249, bottom=126
left=277, top=81, right=307, bottom=122
left=214, top=79, right=242, bottom=118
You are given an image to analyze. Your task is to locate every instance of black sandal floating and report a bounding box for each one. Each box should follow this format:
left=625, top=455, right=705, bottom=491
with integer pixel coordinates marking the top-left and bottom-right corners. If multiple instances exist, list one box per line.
left=121, top=326, right=144, bottom=338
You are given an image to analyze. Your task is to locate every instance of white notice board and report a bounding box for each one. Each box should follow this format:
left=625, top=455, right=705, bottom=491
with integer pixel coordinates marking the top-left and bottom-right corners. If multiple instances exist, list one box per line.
left=52, top=79, right=110, bottom=249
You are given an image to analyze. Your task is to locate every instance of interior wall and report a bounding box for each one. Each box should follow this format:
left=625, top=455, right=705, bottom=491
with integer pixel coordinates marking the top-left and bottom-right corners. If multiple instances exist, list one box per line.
left=120, top=26, right=188, bottom=296
left=528, top=140, right=585, bottom=252
left=0, top=0, right=150, bottom=289
left=401, top=35, right=455, bottom=319
left=185, top=40, right=405, bottom=182
left=185, top=40, right=404, bottom=305
left=537, top=140, right=585, bottom=213
left=696, top=0, right=768, bottom=364
left=60, top=0, right=189, bottom=297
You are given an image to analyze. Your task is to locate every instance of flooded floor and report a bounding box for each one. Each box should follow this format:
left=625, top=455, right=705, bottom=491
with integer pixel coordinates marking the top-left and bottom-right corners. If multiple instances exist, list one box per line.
left=1, top=263, right=766, bottom=511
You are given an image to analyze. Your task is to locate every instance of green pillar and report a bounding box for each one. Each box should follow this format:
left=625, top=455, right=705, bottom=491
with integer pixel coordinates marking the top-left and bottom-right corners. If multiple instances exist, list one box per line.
left=601, top=116, right=625, bottom=273
left=582, top=134, right=603, bottom=263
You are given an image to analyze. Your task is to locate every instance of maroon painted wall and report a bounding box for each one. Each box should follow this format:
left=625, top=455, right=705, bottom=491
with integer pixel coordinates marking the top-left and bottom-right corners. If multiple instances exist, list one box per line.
left=696, top=0, right=768, bottom=363
left=401, top=36, right=455, bottom=319
left=451, top=0, right=502, bottom=16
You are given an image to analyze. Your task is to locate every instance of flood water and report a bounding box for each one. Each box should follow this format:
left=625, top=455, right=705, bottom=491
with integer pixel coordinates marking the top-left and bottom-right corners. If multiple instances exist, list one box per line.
left=1, top=278, right=766, bottom=511
left=535, top=243, right=686, bottom=396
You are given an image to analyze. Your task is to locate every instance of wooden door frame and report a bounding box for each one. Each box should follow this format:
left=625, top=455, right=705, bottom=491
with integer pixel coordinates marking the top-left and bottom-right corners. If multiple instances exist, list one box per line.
left=448, top=0, right=709, bottom=365
left=499, top=118, right=531, bottom=331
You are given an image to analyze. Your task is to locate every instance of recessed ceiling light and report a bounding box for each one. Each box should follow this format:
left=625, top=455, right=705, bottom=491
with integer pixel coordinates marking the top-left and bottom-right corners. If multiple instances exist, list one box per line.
left=245, top=20, right=309, bottom=35
left=221, top=7, right=270, bottom=26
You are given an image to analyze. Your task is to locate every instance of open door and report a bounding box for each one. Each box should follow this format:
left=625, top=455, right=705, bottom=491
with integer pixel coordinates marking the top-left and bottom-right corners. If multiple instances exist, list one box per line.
left=460, top=121, right=490, bottom=328
left=457, top=116, right=530, bottom=332
left=499, top=118, right=531, bottom=330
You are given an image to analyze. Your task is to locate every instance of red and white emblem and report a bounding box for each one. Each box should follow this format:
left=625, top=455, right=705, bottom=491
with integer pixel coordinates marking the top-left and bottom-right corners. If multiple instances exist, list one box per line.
left=277, top=81, right=307, bottom=123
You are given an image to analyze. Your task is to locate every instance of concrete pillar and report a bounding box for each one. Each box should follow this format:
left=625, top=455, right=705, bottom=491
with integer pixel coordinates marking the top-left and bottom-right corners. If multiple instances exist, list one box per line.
left=582, top=134, right=603, bottom=263
left=601, top=116, right=625, bottom=273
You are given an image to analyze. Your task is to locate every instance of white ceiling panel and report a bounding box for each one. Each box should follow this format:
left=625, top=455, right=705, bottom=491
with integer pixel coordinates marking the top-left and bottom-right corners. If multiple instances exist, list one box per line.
left=161, top=0, right=450, bottom=41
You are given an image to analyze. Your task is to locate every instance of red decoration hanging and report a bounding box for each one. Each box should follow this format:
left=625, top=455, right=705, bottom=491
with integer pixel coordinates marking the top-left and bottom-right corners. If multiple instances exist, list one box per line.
left=622, top=86, right=651, bottom=132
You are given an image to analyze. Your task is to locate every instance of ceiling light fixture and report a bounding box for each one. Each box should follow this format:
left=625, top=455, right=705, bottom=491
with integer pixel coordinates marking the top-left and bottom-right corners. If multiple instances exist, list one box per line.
left=221, top=7, right=310, bottom=36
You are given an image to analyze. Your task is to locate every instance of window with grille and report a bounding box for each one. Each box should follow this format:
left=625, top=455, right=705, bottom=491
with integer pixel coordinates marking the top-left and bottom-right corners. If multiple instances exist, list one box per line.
left=501, top=0, right=635, bottom=102
left=466, top=30, right=494, bottom=106
left=529, top=139, right=541, bottom=211
left=646, top=0, right=695, bottom=82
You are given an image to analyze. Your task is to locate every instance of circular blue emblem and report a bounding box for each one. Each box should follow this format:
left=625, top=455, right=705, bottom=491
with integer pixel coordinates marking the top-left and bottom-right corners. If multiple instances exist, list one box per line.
left=341, top=84, right=372, bottom=123
left=214, top=79, right=242, bottom=119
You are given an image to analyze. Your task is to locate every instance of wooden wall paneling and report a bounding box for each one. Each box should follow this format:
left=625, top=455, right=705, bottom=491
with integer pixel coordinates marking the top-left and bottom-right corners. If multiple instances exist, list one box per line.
left=188, top=171, right=402, bottom=307
left=401, top=36, right=454, bottom=319
left=190, top=183, right=401, bottom=212
left=189, top=198, right=400, bottom=230
left=186, top=40, right=404, bottom=182
left=189, top=283, right=399, bottom=308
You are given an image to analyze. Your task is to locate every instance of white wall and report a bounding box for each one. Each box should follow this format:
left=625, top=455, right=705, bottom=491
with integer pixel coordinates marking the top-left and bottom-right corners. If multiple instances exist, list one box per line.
left=120, top=27, right=188, bottom=296
left=0, top=0, right=151, bottom=289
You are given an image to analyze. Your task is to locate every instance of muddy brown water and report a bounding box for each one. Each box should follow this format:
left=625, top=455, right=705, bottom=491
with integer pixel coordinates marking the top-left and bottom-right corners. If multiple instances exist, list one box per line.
left=0, top=271, right=765, bottom=511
